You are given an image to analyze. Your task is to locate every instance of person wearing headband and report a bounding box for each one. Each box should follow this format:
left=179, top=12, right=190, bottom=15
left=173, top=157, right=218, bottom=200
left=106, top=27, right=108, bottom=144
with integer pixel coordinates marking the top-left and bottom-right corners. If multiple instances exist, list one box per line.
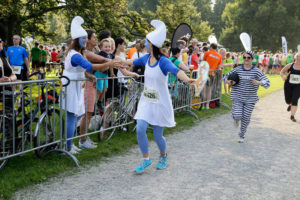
left=122, top=20, right=194, bottom=173
left=224, top=50, right=270, bottom=143
left=60, top=16, right=121, bottom=154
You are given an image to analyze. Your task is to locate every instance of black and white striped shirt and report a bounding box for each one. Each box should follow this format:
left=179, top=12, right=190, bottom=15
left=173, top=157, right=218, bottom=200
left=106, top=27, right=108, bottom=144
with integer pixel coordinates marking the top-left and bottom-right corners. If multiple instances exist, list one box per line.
left=224, top=65, right=270, bottom=103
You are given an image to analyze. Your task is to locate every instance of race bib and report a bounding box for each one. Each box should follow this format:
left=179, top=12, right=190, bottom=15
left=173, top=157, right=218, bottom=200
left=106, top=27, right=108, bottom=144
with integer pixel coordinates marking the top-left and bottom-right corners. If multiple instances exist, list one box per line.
left=289, top=74, right=300, bottom=84
left=11, top=66, right=22, bottom=75
left=143, top=86, right=159, bottom=103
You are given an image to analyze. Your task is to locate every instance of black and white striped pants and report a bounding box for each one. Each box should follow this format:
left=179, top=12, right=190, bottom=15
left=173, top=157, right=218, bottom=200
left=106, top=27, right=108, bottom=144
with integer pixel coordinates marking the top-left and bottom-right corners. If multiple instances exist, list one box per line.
left=232, top=101, right=255, bottom=138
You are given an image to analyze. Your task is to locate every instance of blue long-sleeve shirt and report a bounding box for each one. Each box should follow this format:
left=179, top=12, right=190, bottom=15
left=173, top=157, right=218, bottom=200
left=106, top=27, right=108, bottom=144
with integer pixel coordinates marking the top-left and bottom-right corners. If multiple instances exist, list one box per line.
left=71, top=54, right=93, bottom=73
left=133, top=53, right=179, bottom=76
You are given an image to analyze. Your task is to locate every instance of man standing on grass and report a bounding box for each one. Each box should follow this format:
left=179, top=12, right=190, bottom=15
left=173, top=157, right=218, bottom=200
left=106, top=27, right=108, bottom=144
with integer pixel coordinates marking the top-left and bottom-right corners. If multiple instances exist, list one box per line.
left=7, top=34, right=29, bottom=81
left=30, top=42, right=42, bottom=72
left=202, top=43, right=223, bottom=110
left=39, top=45, right=47, bottom=72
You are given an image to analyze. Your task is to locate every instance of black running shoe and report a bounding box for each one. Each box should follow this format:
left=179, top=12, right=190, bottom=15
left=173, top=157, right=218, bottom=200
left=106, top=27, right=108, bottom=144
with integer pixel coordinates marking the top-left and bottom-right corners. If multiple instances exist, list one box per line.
left=290, top=115, right=296, bottom=122
left=287, top=105, right=291, bottom=112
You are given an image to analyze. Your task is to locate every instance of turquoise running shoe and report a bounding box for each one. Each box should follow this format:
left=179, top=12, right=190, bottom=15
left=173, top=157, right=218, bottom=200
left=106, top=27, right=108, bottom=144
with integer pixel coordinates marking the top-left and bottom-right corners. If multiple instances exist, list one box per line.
left=156, top=155, right=168, bottom=170
left=134, top=159, right=152, bottom=173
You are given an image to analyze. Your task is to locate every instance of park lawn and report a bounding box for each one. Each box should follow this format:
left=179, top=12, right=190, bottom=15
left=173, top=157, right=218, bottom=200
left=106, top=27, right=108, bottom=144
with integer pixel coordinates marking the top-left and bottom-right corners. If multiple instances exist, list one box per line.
left=0, top=75, right=283, bottom=200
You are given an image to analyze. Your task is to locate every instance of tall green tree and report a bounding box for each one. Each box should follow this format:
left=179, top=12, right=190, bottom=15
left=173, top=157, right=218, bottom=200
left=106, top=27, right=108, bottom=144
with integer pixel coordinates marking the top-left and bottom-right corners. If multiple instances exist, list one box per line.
left=0, top=0, right=66, bottom=45
left=127, top=0, right=159, bottom=16
left=64, top=0, right=150, bottom=40
left=194, top=0, right=213, bottom=22
left=220, top=0, right=300, bottom=51
left=0, top=0, right=150, bottom=45
left=209, top=0, right=234, bottom=39
left=145, top=0, right=213, bottom=42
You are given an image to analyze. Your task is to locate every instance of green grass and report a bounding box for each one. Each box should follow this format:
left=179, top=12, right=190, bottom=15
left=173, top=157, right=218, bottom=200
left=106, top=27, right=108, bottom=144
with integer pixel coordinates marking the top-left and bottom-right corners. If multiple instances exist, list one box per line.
left=0, top=75, right=283, bottom=200
left=257, top=75, right=284, bottom=98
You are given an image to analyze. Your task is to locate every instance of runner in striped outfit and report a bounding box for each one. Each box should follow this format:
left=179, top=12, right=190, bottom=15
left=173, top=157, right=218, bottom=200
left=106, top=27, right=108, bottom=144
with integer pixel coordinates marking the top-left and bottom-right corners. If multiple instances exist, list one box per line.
left=224, top=51, right=270, bottom=143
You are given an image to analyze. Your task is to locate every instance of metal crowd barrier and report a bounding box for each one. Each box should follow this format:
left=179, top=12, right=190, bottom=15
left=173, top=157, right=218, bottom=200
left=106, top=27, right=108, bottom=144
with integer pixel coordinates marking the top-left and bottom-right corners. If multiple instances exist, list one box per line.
left=0, top=78, right=69, bottom=170
left=0, top=70, right=226, bottom=170
left=189, top=69, right=226, bottom=109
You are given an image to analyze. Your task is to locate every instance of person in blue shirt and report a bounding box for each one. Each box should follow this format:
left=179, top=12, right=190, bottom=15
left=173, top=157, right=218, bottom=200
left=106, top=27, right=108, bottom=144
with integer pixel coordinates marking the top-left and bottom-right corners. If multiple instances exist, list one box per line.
left=122, top=20, right=194, bottom=173
left=6, top=34, right=29, bottom=81
left=60, top=16, right=122, bottom=154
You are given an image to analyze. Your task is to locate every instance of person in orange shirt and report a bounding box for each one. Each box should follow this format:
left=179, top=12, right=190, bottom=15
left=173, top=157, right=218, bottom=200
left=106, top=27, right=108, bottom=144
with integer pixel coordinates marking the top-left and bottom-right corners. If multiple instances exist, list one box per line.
left=202, top=43, right=223, bottom=110
left=127, top=42, right=137, bottom=59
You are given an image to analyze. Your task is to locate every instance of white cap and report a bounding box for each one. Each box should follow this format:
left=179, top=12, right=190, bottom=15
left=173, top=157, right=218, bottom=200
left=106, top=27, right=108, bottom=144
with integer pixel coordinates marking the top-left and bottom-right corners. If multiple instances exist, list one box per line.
left=146, top=20, right=166, bottom=48
left=71, top=16, right=87, bottom=39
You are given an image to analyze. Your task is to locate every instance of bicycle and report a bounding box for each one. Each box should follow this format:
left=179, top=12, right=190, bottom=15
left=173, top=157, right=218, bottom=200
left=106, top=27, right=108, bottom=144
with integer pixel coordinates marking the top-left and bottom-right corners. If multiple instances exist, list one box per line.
left=97, top=78, right=144, bottom=141
left=0, top=74, right=70, bottom=170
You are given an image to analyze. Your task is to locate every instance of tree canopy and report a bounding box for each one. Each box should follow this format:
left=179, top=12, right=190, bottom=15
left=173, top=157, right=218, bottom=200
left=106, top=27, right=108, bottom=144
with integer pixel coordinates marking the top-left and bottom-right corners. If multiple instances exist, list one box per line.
left=220, top=0, right=300, bottom=51
left=144, top=0, right=213, bottom=42
left=1, top=0, right=299, bottom=51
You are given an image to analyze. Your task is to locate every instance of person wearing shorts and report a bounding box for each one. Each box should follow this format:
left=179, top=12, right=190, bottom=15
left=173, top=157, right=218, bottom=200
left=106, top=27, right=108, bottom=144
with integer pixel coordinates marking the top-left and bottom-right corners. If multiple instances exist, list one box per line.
left=30, top=42, right=41, bottom=72
left=79, top=29, right=115, bottom=149
left=39, top=45, right=47, bottom=72
left=95, top=39, right=112, bottom=103
left=272, top=54, right=280, bottom=74
left=281, top=53, right=300, bottom=122
left=202, top=43, right=222, bottom=109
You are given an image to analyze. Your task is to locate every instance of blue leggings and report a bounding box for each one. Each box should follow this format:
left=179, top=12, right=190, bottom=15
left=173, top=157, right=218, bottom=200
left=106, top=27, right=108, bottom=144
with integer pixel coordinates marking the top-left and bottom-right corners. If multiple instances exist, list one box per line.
left=136, top=120, right=166, bottom=155
left=66, top=111, right=81, bottom=148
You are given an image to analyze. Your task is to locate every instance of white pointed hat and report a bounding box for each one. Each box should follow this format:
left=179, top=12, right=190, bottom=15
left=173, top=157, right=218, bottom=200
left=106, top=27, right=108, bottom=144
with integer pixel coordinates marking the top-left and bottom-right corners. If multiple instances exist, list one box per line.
left=71, top=16, right=87, bottom=39
left=146, top=20, right=166, bottom=48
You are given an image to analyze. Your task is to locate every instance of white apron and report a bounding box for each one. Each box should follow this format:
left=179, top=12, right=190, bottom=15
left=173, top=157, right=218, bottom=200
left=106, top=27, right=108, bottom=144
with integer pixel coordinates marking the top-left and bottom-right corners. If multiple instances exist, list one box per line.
left=134, top=57, right=175, bottom=127
left=60, top=49, right=86, bottom=116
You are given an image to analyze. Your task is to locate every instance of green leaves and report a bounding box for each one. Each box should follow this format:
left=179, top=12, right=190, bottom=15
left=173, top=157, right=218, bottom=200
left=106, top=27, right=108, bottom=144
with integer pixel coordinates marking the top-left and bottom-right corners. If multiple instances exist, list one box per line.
left=144, top=0, right=213, bottom=42
left=220, top=0, right=300, bottom=51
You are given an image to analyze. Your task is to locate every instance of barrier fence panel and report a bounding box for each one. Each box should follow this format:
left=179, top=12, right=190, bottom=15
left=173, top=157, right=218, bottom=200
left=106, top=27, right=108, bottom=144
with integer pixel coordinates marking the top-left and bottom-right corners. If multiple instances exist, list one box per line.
left=0, top=70, right=227, bottom=171
left=190, top=69, right=223, bottom=109
left=61, top=75, right=144, bottom=151
left=0, top=78, right=69, bottom=170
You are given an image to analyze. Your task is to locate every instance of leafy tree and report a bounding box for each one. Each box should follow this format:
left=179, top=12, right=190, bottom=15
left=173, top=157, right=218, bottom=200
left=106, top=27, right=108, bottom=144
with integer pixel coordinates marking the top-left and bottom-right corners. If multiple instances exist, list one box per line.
left=209, top=0, right=234, bottom=39
left=194, top=0, right=214, bottom=22
left=0, top=0, right=150, bottom=45
left=0, top=0, right=66, bottom=45
left=64, top=0, right=150, bottom=41
left=220, top=0, right=300, bottom=51
left=127, top=0, right=159, bottom=16
left=145, top=0, right=213, bottom=42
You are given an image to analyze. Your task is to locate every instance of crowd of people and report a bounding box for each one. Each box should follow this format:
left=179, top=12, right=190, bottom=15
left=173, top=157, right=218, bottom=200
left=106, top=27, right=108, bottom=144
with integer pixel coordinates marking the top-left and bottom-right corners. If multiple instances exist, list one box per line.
left=0, top=16, right=299, bottom=173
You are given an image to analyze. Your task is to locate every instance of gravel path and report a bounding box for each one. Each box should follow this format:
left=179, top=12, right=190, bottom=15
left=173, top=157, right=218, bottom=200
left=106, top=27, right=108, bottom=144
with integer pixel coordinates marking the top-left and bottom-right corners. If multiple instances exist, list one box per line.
left=16, top=90, right=300, bottom=200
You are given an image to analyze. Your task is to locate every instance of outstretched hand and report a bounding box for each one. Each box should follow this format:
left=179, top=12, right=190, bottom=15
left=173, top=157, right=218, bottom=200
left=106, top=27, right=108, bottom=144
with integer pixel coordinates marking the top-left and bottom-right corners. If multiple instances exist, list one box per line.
left=0, top=76, right=10, bottom=83
left=187, top=78, right=196, bottom=85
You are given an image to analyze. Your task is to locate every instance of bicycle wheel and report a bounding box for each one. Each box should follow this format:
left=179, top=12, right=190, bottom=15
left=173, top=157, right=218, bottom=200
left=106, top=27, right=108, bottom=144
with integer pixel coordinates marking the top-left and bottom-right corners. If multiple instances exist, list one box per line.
left=97, top=101, right=120, bottom=141
left=0, top=114, right=13, bottom=170
left=33, top=108, right=63, bottom=158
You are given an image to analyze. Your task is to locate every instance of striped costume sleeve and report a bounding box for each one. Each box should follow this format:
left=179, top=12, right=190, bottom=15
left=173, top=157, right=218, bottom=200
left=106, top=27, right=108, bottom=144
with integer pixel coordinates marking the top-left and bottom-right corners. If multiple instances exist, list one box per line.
left=257, top=70, right=270, bottom=89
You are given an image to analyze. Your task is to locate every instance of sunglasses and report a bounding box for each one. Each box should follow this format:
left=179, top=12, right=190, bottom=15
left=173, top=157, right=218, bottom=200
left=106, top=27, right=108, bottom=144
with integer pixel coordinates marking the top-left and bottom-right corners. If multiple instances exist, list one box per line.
left=243, top=56, right=252, bottom=60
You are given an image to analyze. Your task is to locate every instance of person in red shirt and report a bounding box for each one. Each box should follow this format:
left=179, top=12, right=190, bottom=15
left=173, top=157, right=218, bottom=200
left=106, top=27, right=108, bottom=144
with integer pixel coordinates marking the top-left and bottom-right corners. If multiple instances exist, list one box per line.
left=202, top=43, right=223, bottom=109
left=191, top=47, right=200, bottom=70
left=51, top=48, right=58, bottom=62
